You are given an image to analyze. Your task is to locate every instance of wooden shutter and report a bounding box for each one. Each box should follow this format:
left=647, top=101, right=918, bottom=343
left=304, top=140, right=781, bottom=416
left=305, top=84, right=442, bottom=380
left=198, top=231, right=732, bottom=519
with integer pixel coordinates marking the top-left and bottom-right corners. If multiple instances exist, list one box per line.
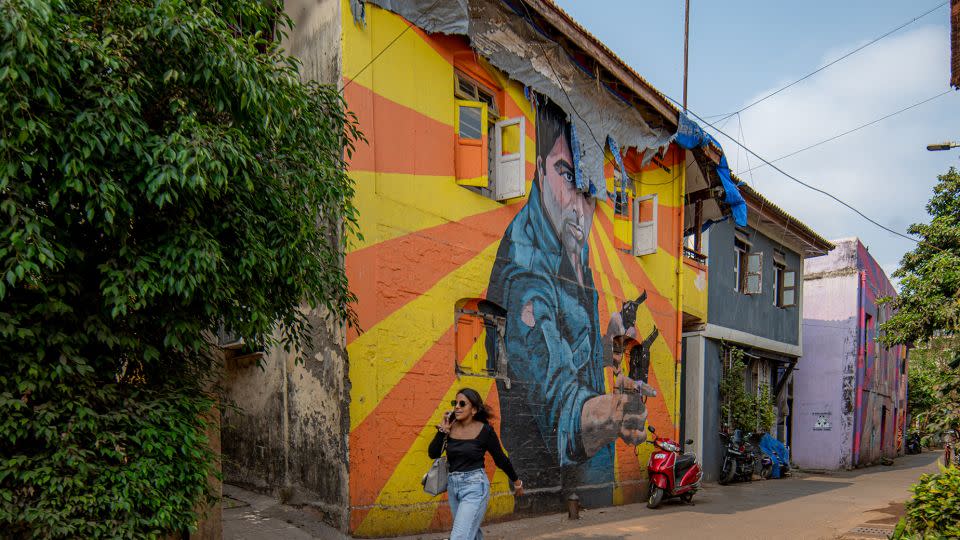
left=782, top=270, right=797, bottom=307
left=632, top=194, right=658, bottom=256
left=744, top=252, right=763, bottom=295
left=493, top=117, right=525, bottom=200
left=455, top=100, right=488, bottom=187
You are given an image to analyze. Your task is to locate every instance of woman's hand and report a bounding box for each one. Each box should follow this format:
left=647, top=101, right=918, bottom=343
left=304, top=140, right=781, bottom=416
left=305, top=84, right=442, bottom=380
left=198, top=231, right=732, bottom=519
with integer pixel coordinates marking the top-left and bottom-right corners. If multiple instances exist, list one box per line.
left=437, top=410, right=454, bottom=434
left=513, top=479, right=524, bottom=497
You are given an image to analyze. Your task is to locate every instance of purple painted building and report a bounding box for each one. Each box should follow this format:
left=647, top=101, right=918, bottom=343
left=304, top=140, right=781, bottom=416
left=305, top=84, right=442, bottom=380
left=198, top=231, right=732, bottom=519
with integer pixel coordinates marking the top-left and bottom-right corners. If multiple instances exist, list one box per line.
left=793, top=238, right=908, bottom=470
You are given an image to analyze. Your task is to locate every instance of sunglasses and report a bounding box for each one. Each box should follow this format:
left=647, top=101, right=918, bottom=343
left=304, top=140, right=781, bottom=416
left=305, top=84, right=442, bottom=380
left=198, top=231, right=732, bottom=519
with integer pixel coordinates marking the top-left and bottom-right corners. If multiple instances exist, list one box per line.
left=450, top=399, right=469, bottom=408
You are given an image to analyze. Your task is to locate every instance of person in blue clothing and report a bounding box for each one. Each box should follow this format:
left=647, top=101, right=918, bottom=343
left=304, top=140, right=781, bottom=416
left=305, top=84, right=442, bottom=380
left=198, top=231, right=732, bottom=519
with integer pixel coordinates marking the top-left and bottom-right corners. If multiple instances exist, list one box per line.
left=486, top=99, right=655, bottom=507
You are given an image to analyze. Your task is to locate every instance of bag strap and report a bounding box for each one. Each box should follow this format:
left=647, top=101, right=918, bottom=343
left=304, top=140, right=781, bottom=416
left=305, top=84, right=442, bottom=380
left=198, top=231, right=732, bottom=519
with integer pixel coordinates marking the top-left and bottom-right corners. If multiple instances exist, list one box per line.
left=441, top=433, right=448, bottom=456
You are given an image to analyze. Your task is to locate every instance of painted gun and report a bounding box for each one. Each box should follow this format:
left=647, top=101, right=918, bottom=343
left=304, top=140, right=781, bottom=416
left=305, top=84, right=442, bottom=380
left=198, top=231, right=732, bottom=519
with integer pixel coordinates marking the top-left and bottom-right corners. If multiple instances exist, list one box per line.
left=619, top=290, right=647, bottom=331
left=628, top=327, right=659, bottom=384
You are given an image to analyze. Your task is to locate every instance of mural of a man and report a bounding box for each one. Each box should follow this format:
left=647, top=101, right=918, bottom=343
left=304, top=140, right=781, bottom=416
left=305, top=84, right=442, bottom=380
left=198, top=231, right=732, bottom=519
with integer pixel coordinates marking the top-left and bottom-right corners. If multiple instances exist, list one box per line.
left=487, top=100, right=654, bottom=506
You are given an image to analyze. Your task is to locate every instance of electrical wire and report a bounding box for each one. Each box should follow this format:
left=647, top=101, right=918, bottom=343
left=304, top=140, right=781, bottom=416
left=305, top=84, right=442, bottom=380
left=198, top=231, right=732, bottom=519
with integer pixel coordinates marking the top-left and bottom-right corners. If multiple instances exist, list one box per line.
left=335, top=1, right=925, bottom=246
left=710, top=1, right=947, bottom=122
left=338, top=0, right=445, bottom=92
left=664, top=94, right=922, bottom=244
left=518, top=1, right=677, bottom=187
left=736, top=90, right=953, bottom=175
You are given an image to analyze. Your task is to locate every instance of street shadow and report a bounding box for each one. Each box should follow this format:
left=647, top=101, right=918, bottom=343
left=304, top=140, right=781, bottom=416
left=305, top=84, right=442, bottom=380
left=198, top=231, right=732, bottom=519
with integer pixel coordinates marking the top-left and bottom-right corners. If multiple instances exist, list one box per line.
left=797, top=451, right=939, bottom=479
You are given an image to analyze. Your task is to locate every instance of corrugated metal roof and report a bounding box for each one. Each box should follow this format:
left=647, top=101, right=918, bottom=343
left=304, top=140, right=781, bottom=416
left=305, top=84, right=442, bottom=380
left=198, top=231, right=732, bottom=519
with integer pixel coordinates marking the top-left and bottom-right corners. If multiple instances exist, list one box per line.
left=529, top=0, right=724, bottom=161
left=538, top=0, right=681, bottom=115
left=736, top=180, right=834, bottom=256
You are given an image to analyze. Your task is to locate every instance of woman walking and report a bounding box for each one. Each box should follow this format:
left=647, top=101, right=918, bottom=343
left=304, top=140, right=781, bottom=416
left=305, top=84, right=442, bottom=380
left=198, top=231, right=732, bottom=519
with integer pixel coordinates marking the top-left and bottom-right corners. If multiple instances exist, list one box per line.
left=429, top=388, right=523, bottom=540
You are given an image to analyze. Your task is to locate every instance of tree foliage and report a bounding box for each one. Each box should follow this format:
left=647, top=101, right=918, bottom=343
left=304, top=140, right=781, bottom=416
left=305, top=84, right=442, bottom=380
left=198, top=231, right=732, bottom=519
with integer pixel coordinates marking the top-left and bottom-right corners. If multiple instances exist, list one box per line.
left=0, top=0, right=361, bottom=536
left=905, top=336, right=960, bottom=441
left=719, top=346, right=777, bottom=434
left=879, top=168, right=960, bottom=347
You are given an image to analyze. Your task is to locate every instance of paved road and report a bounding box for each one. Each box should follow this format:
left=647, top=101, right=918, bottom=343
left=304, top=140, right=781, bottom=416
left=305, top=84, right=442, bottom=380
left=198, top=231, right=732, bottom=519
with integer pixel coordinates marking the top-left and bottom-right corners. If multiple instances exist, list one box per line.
left=392, top=451, right=939, bottom=540
left=223, top=451, right=940, bottom=540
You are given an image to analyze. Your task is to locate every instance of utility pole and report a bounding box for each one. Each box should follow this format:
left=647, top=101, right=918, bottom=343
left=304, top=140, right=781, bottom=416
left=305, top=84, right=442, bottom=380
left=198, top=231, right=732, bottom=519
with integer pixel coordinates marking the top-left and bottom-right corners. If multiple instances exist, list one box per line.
left=683, top=0, right=690, bottom=111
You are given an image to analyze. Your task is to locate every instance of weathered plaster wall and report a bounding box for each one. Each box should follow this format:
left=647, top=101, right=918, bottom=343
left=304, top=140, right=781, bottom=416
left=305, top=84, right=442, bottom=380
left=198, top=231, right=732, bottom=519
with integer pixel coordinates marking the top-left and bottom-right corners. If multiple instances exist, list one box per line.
left=220, top=1, right=350, bottom=532
left=793, top=272, right=859, bottom=470
left=794, top=238, right=907, bottom=470
left=283, top=0, right=341, bottom=84
left=221, top=310, right=350, bottom=530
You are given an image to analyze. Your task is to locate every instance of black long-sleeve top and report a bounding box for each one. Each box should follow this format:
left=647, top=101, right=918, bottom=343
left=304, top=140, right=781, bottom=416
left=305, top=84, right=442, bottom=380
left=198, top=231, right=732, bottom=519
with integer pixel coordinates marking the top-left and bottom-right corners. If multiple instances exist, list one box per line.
left=428, top=423, right=519, bottom=482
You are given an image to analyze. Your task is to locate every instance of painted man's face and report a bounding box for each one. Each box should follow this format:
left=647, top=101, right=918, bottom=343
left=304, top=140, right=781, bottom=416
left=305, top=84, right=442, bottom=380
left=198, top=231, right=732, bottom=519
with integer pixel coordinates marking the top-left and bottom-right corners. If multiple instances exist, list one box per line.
left=539, top=135, right=595, bottom=262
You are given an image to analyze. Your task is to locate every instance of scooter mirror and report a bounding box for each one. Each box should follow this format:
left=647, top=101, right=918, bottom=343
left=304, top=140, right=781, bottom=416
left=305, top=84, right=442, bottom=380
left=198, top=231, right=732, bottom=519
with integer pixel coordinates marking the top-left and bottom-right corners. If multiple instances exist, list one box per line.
left=647, top=425, right=655, bottom=433
left=685, top=439, right=694, bottom=445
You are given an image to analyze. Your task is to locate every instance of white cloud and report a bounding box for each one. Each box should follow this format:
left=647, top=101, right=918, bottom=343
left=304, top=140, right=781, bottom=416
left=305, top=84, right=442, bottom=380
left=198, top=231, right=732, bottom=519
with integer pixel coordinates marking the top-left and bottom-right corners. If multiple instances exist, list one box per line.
left=711, top=24, right=960, bottom=290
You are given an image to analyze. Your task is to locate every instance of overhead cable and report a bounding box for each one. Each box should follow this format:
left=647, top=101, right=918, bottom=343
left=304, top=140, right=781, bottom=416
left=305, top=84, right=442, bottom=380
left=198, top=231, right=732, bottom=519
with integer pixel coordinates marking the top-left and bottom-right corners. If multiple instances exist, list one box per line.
left=665, top=95, right=922, bottom=244
left=736, top=90, right=953, bottom=175
left=708, top=1, right=947, bottom=122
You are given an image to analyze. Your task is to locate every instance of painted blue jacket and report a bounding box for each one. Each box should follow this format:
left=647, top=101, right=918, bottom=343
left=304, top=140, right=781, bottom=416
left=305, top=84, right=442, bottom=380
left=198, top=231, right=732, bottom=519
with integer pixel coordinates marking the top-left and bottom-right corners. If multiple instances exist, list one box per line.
left=487, top=180, right=613, bottom=491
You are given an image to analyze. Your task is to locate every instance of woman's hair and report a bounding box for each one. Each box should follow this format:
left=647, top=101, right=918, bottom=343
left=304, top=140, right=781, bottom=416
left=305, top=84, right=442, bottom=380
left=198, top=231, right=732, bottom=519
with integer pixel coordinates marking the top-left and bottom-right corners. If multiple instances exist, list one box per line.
left=457, top=388, right=493, bottom=424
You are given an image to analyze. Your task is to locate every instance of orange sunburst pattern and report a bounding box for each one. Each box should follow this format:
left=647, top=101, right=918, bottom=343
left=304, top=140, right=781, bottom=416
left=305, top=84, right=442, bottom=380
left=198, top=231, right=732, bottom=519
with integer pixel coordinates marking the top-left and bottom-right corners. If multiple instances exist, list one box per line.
left=341, top=3, right=692, bottom=537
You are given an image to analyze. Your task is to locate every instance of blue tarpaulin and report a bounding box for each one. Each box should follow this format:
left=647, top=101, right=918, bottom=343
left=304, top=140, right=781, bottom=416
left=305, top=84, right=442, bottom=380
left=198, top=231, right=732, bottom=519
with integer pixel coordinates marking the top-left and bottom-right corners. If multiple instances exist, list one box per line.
left=570, top=122, right=586, bottom=192
left=673, top=114, right=747, bottom=227
left=758, top=433, right=790, bottom=479
left=607, top=135, right=627, bottom=203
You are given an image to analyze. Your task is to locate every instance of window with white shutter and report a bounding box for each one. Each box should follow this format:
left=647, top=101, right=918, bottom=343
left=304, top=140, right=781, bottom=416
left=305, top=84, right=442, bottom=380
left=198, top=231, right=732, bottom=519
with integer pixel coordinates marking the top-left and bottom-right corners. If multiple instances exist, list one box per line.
left=632, top=194, right=658, bottom=256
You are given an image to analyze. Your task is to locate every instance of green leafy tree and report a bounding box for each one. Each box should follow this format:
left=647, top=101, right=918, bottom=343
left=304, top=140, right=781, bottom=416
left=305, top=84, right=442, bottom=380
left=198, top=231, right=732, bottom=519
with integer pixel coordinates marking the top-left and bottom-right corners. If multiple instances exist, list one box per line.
left=0, top=0, right=361, bottom=537
left=879, top=168, right=959, bottom=346
left=905, top=336, right=960, bottom=441
left=879, top=168, right=960, bottom=436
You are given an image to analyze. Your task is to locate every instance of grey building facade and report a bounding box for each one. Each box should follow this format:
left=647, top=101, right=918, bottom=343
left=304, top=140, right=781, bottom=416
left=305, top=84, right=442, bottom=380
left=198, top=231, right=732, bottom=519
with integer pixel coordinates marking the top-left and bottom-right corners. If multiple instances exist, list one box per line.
left=682, top=185, right=832, bottom=481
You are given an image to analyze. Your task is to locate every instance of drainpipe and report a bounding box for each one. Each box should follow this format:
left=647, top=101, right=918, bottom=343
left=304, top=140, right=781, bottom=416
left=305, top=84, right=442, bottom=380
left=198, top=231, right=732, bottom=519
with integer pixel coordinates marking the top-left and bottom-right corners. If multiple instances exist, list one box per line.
left=674, top=148, right=687, bottom=442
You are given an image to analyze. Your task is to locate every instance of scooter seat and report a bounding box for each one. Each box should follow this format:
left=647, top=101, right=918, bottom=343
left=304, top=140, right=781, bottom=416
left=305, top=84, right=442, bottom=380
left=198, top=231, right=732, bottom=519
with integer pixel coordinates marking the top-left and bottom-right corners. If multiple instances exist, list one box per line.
left=675, top=453, right=697, bottom=473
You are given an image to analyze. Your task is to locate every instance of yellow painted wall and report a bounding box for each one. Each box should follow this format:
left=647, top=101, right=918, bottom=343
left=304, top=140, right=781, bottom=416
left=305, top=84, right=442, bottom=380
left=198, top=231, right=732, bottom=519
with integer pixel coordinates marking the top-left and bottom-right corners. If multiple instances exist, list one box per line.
left=339, top=3, right=689, bottom=536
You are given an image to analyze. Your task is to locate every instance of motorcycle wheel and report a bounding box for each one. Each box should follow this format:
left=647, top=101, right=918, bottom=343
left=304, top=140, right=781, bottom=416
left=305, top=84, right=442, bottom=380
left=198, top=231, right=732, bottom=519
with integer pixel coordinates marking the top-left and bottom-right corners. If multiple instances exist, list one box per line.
left=760, top=464, right=772, bottom=480
left=719, top=460, right=736, bottom=485
left=647, top=485, right=664, bottom=509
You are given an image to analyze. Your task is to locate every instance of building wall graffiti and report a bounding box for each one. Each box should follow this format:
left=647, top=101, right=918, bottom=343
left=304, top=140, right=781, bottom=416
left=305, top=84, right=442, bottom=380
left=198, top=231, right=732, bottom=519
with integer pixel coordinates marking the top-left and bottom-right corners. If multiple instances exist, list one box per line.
left=794, top=238, right=907, bottom=470
left=341, top=3, right=685, bottom=536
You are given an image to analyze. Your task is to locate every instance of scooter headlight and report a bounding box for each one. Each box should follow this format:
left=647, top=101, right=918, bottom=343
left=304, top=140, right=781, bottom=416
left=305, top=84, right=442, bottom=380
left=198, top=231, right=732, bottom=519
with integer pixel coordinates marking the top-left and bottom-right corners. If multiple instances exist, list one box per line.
left=660, top=441, right=679, bottom=453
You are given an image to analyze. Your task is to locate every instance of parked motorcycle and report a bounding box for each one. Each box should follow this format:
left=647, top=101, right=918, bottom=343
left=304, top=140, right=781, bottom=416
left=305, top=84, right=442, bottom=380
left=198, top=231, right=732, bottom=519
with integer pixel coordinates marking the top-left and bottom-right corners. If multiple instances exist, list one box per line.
left=905, top=432, right=922, bottom=455
left=718, top=429, right=757, bottom=485
left=645, top=425, right=703, bottom=509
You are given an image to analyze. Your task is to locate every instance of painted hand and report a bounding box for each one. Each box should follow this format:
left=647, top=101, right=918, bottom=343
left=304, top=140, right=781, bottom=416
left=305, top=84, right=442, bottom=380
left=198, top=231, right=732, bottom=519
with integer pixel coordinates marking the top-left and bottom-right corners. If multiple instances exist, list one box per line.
left=618, top=393, right=649, bottom=446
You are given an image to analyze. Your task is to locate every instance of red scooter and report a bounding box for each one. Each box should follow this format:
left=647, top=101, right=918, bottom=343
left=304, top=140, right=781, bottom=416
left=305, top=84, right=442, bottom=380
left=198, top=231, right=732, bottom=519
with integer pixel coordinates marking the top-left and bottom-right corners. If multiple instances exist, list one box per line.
left=644, top=424, right=702, bottom=509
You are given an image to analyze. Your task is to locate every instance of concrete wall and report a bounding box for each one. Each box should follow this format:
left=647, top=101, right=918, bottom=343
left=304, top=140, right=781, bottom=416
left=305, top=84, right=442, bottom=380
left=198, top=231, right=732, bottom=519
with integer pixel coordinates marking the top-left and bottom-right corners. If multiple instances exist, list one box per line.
left=792, top=273, right=859, bottom=470
left=706, top=221, right=802, bottom=346
left=222, top=2, right=349, bottom=531
left=793, top=238, right=908, bottom=470
left=221, top=310, right=350, bottom=530
left=284, top=0, right=341, bottom=84
left=701, top=338, right=724, bottom=482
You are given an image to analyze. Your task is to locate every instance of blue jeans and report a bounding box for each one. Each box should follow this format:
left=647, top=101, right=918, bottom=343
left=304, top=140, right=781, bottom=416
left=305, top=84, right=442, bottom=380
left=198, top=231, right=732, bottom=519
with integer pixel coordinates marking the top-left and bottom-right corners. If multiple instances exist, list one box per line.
left=447, top=469, right=490, bottom=540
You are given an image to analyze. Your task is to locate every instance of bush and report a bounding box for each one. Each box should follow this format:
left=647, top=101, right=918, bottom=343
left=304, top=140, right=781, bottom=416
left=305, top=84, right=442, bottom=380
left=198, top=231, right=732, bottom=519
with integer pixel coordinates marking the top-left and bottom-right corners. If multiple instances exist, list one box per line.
left=1, top=0, right=360, bottom=536
left=719, top=346, right=776, bottom=433
left=893, top=465, right=960, bottom=539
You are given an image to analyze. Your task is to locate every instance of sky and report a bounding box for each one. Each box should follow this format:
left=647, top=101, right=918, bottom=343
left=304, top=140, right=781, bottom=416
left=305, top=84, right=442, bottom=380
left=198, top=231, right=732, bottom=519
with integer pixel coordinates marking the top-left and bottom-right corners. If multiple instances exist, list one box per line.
left=555, top=0, right=960, bottom=286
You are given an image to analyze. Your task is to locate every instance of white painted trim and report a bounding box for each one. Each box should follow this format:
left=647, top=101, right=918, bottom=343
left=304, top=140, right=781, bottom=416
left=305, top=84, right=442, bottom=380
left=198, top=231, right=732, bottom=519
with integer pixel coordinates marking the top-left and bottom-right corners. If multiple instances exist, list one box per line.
left=700, top=323, right=802, bottom=357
